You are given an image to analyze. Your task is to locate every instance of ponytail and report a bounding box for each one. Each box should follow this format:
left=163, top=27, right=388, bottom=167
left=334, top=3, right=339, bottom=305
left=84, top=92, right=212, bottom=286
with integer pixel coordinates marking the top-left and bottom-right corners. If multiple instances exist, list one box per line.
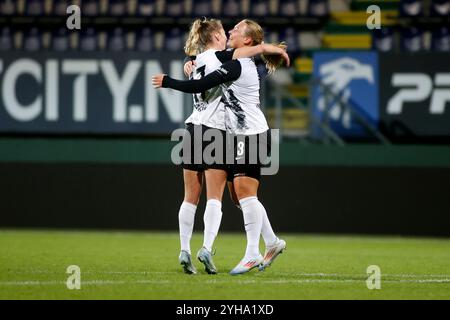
left=184, top=19, right=202, bottom=56
left=243, top=19, right=288, bottom=75
left=184, top=17, right=223, bottom=56
left=261, top=42, right=288, bottom=75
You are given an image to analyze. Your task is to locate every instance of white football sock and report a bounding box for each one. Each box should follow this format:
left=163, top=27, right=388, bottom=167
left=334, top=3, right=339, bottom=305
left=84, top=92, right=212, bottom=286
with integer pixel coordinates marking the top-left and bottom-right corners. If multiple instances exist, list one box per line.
left=178, top=201, right=197, bottom=254
left=202, top=199, right=223, bottom=252
left=239, top=196, right=263, bottom=259
left=258, top=201, right=279, bottom=247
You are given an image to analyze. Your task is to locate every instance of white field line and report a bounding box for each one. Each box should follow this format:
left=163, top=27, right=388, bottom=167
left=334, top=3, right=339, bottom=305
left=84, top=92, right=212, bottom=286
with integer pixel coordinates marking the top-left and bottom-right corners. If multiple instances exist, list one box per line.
left=277, top=273, right=450, bottom=279
left=0, top=278, right=450, bottom=286
left=12, top=269, right=450, bottom=278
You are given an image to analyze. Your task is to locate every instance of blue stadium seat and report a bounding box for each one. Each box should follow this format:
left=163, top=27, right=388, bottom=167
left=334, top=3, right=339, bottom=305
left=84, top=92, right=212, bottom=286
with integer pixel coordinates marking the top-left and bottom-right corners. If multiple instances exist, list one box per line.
left=307, top=0, right=329, bottom=17
left=0, top=0, right=17, bottom=15
left=51, top=27, right=70, bottom=51
left=164, top=28, right=184, bottom=51
left=372, top=27, right=394, bottom=52
left=109, top=0, right=127, bottom=16
left=79, top=27, right=98, bottom=51
left=222, top=0, right=241, bottom=17
left=165, top=0, right=185, bottom=17
left=279, top=0, right=299, bottom=17
left=249, top=0, right=270, bottom=17
left=399, top=0, right=423, bottom=17
left=401, top=27, right=424, bottom=51
left=135, top=28, right=154, bottom=52
left=191, top=0, right=213, bottom=17
left=432, top=26, right=450, bottom=51
left=279, top=27, right=300, bottom=53
left=430, top=0, right=450, bottom=17
left=0, top=27, right=14, bottom=50
left=23, top=27, right=42, bottom=51
left=263, top=27, right=280, bottom=44
left=108, top=27, right=126, bottom=51
left=25, top=0, right=44, bottom=16
left=137, top=0, right=156, bottom=16
left=82, top=0, right=100, bottom=17
left=53, top=0, right=70, bottom=16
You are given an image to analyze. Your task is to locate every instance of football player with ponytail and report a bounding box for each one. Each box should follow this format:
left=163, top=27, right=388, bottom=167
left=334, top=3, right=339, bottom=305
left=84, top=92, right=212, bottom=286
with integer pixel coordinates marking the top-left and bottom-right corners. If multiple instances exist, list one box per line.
left=153, top=19, right=289, bottom=275
left=162, top=18, right=288, bottom=275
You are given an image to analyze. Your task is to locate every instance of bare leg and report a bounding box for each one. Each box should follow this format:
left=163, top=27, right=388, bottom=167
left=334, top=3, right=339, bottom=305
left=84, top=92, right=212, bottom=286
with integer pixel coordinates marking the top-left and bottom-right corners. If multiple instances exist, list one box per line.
left=227, top=181, right=240, bottom=209
left=183, top=169, right=203, bottom=205
left=233, top=176, right=259, bottom=200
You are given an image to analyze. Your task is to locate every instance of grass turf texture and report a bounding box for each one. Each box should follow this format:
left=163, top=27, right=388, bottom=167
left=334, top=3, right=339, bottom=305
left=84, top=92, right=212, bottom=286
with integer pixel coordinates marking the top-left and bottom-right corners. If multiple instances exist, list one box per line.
left=0, top=230, right=449, bottom=300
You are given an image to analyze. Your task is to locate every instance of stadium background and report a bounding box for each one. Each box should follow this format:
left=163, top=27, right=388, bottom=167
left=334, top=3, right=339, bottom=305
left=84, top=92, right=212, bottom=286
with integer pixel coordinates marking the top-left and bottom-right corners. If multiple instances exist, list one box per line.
left=0, top=0, right=450, bottom=237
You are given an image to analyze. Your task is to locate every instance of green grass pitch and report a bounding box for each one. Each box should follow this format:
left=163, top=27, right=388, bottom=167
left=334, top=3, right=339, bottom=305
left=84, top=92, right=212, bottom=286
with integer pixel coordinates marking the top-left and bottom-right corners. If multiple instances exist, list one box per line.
left=0, top=230, right=449, bottom=299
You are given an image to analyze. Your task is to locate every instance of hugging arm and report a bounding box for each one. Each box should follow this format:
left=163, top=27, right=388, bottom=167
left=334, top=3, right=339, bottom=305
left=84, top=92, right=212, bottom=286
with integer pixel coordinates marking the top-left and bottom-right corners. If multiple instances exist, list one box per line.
left=159, top=60, right=242, bottom=93
left=183, top=44, right=290, bottom=75
left=232, top=44, right=290, bottom=66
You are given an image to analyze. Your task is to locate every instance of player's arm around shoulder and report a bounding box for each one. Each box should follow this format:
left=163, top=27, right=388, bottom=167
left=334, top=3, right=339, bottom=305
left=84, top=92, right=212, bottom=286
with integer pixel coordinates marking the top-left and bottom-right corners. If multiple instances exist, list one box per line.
left=232, top=44, right=290, bottom=66
left=152, top=60, right=242, bottom=93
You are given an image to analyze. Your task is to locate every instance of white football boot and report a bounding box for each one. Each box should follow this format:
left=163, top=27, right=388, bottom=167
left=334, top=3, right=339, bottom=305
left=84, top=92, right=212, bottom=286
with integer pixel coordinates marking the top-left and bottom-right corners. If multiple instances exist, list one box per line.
left=229, top=254, right=264, bottom=275
left=197, top=247, right=218, bottom=274
left=259, top=239, right=286, bottom=270
left=179, top=250, right=197, bottom=274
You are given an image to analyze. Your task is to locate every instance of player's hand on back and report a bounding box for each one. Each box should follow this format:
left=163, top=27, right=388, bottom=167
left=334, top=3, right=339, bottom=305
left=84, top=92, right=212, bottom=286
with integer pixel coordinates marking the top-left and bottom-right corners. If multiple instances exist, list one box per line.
left=184, top=60, right=196, bottom=77
left=152, top=74, right=166, bottom=89
left=183, top=60, right=197, bottom=77
left=261, top=43, right=290, bottom=67
left=274, top=44, right=290, bottom=67
left=281, top=50, right=290, bottom=67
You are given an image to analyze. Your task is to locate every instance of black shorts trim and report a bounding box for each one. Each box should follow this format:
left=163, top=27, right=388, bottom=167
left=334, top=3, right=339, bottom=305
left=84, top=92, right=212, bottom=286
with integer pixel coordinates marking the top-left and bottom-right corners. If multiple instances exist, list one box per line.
left=180, top=123, right=228, bottom=172
left=227, top=164, right=261, bottom=182
left=182, top=163, right=204, bottom=172
left=226, top=130, right=271, bottom=182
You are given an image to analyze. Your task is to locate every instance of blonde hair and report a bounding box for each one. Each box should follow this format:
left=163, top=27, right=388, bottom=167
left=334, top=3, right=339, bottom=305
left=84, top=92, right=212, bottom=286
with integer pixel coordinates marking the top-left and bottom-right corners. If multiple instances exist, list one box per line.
left=242, top=19, right=287, bottom=75
left=184, top=17, right=223, bottom=56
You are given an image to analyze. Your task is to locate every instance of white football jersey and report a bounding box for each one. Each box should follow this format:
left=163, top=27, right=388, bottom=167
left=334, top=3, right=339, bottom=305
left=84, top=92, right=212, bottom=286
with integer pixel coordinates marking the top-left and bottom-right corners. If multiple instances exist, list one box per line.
left=222, top=58, right=269, bottom=135
left=185, top=49, right=226, bottom=131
